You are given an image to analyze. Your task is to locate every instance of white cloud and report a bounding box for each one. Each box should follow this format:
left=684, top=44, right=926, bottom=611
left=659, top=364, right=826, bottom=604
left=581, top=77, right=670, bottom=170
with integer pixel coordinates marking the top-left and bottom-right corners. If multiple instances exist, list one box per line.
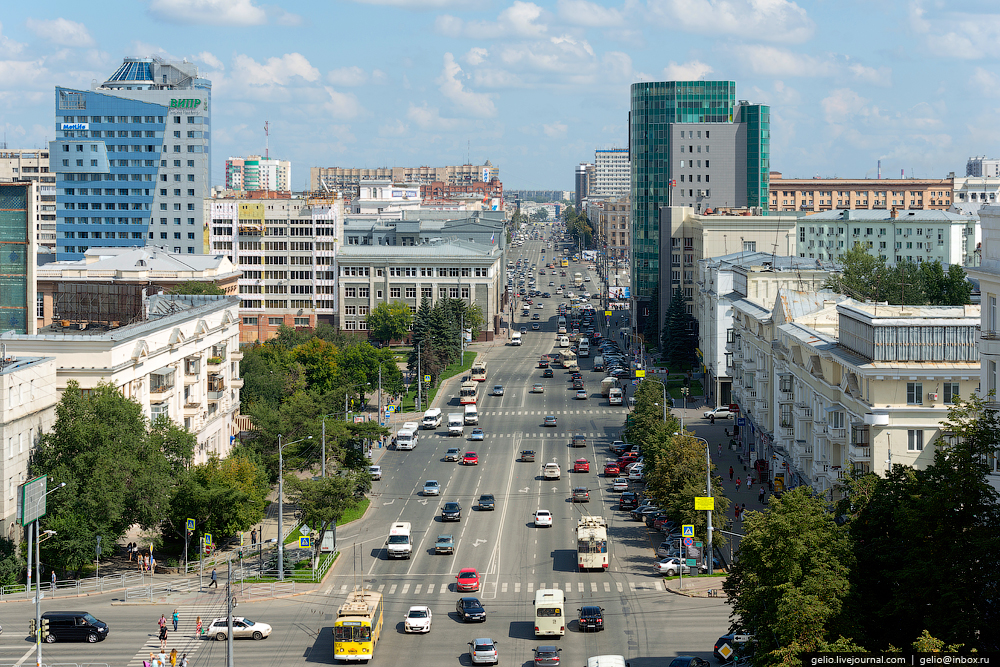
left=146, top=0, right=268, bottom=25
left=196, top=51, right=224, bottom=70
left=407, top=102, right=460, bottom=131
left=379, top=120, right=408, bottom=137
left=437, top=53, right=497, bottom=117
left=909, top=2, right=1000, bottom=59
left=473, top=68, right=523, bottom=88
left=464, top=48, right=489, bottom=67
left=729, top=44, right=835, bottom=77
left=821, top=88, right=869, bottom=125
left=345, top=0, right=465, bottom=7
left=557, top=0, right=625, bottom=27
left=231, top=53, right=320, bottom=86
left=327, top=66, right=370, bottom=86
left=971, top=67, right=1000, bottom=94
left=323, top=87, right=363, bottom=119
left=436, top=1, right=548, bottom=39
left=25, top=18, right=95, bottom=47
left=543, top=121, right=567, bottom=138
left=646, top=0, right=814, bottom=43
left=662, top=60, right=713, bottom=81
left=0, top=24, right=26, bottom=58
left=848, top=63, right=892, bottom=87
left=0, top=60, right=49, bottom=89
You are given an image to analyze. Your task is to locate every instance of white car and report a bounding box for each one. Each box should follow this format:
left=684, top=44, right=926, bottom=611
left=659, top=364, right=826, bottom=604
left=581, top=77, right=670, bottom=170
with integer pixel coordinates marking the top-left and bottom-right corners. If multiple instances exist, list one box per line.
left=611, top=478, right=629, bottom=492
left=404, top=606, right=432, bottom=633
left=206, top=617, right=271, bottom=641
left=654, top=557, right=685, bottom=576
left=703, top=407, right=733, bottom=419
left=536, top=302, right=544, bottom=309
left=469, top=637, right=499, bottom=665
left=534, top=509, right=553, bottom=527
left=628, top=466, right=644, bottom=481
left=368, top=465, right=382, bottom=480
left=423, top=480, right=441, bottom=496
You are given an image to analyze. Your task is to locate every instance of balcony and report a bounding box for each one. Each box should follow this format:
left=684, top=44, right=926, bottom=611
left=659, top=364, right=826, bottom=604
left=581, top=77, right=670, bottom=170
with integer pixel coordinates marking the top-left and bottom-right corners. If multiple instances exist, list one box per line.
left=231, top=350, right=244, bottom=361
left=207, top=357, right=223, bottom=368
left=231, top=377, right=244, bottom=389
left=183, top=402, right=201, bottom=415
left=779, top=391, right=794, bottom=402
left=849, top=445, right=872, bottom=461
left=149, top=367, right=175, bottom=395
left=743, top=358, right=757, bottom=371
left=829, top=428, right=847, bottom=442
left=795, top=440, right=813, bottom=456
left=794, top=403, right=813, bottom=420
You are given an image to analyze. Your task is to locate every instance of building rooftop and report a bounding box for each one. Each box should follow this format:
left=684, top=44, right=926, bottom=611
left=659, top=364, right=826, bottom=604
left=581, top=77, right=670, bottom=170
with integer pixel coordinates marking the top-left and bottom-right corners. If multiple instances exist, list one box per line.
left=338, top=239, right=500, bottom=260
left=838, top=303, right=980, bottom=323
left=704, top=251, right=840, bottom=272
left=38, top=246, right=239, bottom=280
left=804, top=209, right=974, bottom=222
left=0, top=356, right=52, bottom=376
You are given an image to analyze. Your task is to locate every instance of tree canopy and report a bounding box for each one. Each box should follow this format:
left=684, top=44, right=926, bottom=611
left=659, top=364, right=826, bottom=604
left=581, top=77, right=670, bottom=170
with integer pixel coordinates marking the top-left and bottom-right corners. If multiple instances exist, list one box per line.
left=366, top=300, right=413, bottom=344
left=824, top=244, right=971, bottom=305
left=167, top=280, right=226, bottom=295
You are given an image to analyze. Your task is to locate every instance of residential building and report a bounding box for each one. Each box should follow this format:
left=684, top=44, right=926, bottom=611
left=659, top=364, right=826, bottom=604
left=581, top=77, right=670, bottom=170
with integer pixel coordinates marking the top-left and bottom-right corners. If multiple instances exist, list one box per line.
left=0, top=183, right=38, bottom=334
left=311, top=163, right=498, bottom=194
left=768, top=173, right=953, bottom=212
left=965, top=205, right=1000, bottom=492
left=225, top=155, right=291, bottom=192
left=52, top=56, right=212, bottom=260
left=696, top=253, right=839, bottom=406
left=35, top=246, right=240, bottom=329
left=420, top=178, right=504, bottom=211
left=593, top=148, right=629, bottom=197
left=0, top=293, right=242, bottom=465
left=656, top=205, right=798, bottom=332
left=587, top=196, right=630, bottom=269
left=505, top=190, right=570, bottom=205
left=0, top=356, right=58, bottom=543
left=793, top=208, right=979, bottom=266
left=629, top=80, right=769, bottom=325
left=575, top=163, right=594, bottom=209
left=967, top=156, right=1000, bottom=178
left=0, top=150, right=56, bottom=255
left=951, top=175, right=1000, bottom=216
left=730, top=290, right=980, bottom=499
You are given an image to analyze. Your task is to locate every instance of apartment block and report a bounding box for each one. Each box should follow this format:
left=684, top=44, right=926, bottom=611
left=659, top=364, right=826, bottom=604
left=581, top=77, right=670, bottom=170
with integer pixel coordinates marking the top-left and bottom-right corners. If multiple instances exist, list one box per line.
left=226, top=155, right=291, bottom=192
left=311, top=163, right=498, bottom=194
left=575, top=163, right=594, bottom=208
left=967, top=156, right=1000, bottom=178
left=769, top=173, right=952, bottom=213
left=593, top=148, right=629, bottom=197
left=587, top=196, right=630, bottom=260
left=0, top=150, right=56, bottom=254
left=0, top=183, right=38, bottom=334
left=794, top=208, right=979, bottom=266
left=951, top=176, right=1000, bottom=215
left=730, top=290, right=980, bottom=498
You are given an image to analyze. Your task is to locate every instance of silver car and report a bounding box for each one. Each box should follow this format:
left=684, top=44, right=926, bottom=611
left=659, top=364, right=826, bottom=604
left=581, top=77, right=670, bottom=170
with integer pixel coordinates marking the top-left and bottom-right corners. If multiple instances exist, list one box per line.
left=423, top=480, right=441, bottom=496
left=469, top=637, right=499, bottom=665
left=206, top=617, right=271, bottom=641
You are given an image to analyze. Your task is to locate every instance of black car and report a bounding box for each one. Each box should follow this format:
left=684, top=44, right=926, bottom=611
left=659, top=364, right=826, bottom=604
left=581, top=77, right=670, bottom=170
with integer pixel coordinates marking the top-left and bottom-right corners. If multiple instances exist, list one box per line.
left=578, top=605, right=605, bottom=632
left=669, top=658, right=711, bottom=667
left=441, top=502, right=462, bottom=521
left=456, top=597, right=486, bottom=622
left=41, top=611, right=109, bottom=643
left=619, top=492, right=639, bottom=511
left=477, top=494, right=496, bottom=511
left=543, top=368, right=554, bottom=378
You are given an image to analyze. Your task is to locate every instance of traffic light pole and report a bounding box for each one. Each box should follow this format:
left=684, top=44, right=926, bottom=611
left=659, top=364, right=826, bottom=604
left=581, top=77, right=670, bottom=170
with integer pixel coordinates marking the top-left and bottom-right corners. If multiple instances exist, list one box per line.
left=35, top=521, right=42, bottom=667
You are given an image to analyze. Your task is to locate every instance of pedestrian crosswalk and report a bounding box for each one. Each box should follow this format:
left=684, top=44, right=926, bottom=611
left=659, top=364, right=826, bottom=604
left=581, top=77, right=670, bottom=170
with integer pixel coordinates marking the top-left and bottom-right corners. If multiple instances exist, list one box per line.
left=334, top=579, right=664, bottom=597
left=478, top=410, right=621, bottom=416
left=433, top=432, right=604, bottom=438
left=125, top=604, right=226, bottom=667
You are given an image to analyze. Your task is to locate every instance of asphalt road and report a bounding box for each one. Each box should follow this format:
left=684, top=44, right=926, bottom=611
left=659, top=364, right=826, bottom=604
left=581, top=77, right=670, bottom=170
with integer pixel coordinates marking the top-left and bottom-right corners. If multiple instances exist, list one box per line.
left=0, top=232, right=731, bottom=667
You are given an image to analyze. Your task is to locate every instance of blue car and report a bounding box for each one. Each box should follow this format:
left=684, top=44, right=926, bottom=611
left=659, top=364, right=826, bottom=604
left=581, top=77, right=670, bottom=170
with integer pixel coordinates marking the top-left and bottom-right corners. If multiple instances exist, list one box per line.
left=470, top=428, right=485, bottom=441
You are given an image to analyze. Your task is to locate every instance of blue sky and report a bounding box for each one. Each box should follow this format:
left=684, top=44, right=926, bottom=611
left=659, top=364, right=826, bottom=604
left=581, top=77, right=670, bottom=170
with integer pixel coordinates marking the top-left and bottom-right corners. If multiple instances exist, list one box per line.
left=0, top=0, right=997, bottom=190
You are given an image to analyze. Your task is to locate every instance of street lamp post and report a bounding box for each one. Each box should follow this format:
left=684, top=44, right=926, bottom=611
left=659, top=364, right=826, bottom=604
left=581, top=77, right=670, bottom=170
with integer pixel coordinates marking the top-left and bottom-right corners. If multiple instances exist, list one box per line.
left=277, top=434, right=312, bottom=581
left=684, top=434, right=714, bottom=575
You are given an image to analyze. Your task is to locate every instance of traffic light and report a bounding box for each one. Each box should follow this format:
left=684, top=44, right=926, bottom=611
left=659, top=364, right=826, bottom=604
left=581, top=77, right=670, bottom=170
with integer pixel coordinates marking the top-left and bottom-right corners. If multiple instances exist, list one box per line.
left=29, top=619, right=35, bottom=635
left=40, top=617, right=50, bottom=639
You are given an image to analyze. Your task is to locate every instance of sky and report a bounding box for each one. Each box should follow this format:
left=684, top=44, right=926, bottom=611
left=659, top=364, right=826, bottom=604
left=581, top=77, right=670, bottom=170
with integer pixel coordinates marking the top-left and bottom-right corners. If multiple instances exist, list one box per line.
left=0, top=0, right=998, bottom=190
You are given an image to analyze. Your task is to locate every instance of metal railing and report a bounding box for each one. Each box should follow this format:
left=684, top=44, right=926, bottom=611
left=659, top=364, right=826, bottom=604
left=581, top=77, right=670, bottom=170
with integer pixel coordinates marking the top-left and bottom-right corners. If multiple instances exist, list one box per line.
left=0, top=571, right=152, bottom=601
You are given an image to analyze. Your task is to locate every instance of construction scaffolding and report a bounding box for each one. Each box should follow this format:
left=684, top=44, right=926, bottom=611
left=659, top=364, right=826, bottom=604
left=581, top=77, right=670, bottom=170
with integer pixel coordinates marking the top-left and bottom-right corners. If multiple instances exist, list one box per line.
left=52, top=283, right=146, bottom=331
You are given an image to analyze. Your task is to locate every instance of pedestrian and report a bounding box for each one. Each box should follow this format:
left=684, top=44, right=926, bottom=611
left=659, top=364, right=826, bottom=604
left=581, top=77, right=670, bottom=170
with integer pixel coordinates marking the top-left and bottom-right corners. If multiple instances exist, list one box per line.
left=717, top=443, right=722, bottom=456
left=158, top=650, right=168, bottom=667
left=710, top=414, right=715, bottom=424
left=735, top=477, right=741, bottom=491
left=729, top=466, right=734, bottom=481
left=51, top=569, right=56, bottom=591
left=159, top=614, right=167, bottom=631
left=742, top=502, right=747, bottom=517
left=747, top=474, right=753, bottom=489
left=137, top=552, right=143, bottom=573
left=209, top=567, right=218, bottom=589
left=158, top=625, right=168, bottom=651
left=150, top=554, right=156, bottom=576
left=251, top=528, right=257, bottom=546
left=758, top=486, right=766, bottom=504
left=180, top=654, right=188, bottom=667
left=734, top=504, right=740, bottom=521
left=170, top=648, right=178, bottom=667
left=172, top=609, right=179, bottom=632
left=196, top=616, right=202, bottom=637
left=148, top=652, right=157, bottom=667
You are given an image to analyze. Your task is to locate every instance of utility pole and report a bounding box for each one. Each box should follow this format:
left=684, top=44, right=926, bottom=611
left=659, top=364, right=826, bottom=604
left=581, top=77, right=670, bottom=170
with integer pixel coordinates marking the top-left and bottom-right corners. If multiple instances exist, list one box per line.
left=277, top=434, right=284, bottom=582
left=706, top=438, right=714, bottom=575
left=416, top=341, right=422, bottom=411
left=226, top=555, right=234, bottom=667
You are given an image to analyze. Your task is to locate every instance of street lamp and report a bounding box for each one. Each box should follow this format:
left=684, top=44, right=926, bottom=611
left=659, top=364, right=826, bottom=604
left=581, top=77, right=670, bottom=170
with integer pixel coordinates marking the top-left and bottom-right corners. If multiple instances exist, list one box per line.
left=277, top=434, right=312, bottom=581
left=677, top=432, right=714, bottom=575
left=33, top=482, right=64, bottom=667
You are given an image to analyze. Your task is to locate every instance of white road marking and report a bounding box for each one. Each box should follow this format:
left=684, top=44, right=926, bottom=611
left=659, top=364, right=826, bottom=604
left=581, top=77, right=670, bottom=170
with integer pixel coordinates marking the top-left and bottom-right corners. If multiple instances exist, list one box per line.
left=515, top=582, right=521, bottom=593
left=502, top=582, right=508, bottom=593
left=617, top=582, right=624, bottom=592
left=414, top=584, right=422, bottom=594
left=628, top=582, right=636, bottom=592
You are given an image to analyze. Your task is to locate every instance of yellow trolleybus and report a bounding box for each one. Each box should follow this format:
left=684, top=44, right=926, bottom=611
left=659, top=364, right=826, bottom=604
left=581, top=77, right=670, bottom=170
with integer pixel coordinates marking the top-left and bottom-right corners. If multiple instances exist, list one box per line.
left=333, top=588, right=384, bottom=662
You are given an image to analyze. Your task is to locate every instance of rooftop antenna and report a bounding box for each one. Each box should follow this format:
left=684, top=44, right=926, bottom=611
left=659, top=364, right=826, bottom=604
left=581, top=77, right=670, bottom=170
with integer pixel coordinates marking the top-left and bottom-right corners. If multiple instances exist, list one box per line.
left=264, top=121, right=269, bottom=159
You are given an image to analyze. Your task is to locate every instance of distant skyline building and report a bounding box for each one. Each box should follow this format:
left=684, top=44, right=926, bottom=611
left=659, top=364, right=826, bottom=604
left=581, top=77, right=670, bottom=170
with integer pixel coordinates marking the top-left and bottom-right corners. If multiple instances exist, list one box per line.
left=0, top=149, right=56, bottom=254
left=967, top=156, right=1000, bottom=178
left=52, top=56, right=212, bottom=260
left=0, top=183, right=37, bottom=334
left=575, top=163, right=593, bottom=209
left=629, top=80, right=770, bottom=320
left=311, top=163, right=498, bottom=194
left=593, top=148, right=629, bottom=196
left=225, top=155, right=291, bottom=192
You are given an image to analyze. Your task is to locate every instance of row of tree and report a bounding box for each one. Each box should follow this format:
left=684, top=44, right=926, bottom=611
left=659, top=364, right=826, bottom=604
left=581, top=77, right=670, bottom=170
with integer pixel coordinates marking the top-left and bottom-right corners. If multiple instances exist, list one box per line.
left=825, top=244, right=972, bottom=305
left=723, top=394, right=1000, bottom=662
left=563, top=205, right=594, bottom=248
left=408, top=297, right=484, bottom=388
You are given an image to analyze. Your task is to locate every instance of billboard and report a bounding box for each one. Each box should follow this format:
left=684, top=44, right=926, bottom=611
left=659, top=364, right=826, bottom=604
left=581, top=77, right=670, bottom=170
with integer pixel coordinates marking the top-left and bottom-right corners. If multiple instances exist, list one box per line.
left=609, top=287, right=631, bottom=299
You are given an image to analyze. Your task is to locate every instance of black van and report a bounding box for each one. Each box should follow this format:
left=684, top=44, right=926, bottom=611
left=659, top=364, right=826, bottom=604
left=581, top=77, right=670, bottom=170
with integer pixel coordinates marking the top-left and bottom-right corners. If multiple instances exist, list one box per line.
left=41, top=611, right=109, bottom=643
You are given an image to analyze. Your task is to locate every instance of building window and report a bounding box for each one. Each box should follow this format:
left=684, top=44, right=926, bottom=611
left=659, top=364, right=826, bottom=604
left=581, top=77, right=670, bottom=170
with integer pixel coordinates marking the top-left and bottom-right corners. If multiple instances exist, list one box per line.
left=906, top=382, right=922, bottom=405
left=943, top=382, right=959, bottom=404
left=405, top=288, right=416, bottom=298
left=36, top=292, right=43, bottom=318
left=907, top=429, right=924, bottom=451
left=390, top=288, right=400, bottom=299
left=743, top=241, right=756, bottom=252
left=268, top=317, right=283, bottom=325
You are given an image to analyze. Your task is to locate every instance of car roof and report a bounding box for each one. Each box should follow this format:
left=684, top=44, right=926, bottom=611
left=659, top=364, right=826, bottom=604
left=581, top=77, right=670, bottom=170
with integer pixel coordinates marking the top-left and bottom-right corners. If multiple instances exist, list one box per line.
left=408, top=605, right=431, bottom=611
left=425, top=480, right=439, bottom=484
left=536, top=509, right=551, bottom=513
left=458, top=568, right=478, bottom=574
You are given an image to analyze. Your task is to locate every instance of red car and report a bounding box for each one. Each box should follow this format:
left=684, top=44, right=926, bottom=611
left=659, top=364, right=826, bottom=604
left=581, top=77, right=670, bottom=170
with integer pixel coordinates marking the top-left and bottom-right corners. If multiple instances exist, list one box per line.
left=464, top=451, right=479, bottom=466
left=604, top=462, right=620, bottom=476
left=618, top=454, right=638, bottom=467
left=456, top=568, right=480, bottom=592
left=573, top=458, right=590, bottom=473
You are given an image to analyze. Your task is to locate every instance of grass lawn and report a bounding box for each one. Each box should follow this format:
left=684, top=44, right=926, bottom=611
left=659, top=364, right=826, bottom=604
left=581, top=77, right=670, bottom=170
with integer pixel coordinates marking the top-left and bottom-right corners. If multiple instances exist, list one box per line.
left=668, top=380, right=704, bottom=400
left=399, top=350, right=476, bottom=412
left=283, top=524, right=304, bottom=545
left=338, top=497, right=370, bottom=525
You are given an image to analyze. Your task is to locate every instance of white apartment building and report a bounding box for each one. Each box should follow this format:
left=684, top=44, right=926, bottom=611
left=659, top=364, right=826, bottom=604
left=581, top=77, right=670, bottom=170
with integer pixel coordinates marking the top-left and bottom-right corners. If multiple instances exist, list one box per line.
left=0, top=149, right=57, bottom=255
left=951, top=175, right=1000, bottom=216
left=794, top=208, right=979, bottom=266
left=697, top=253, right=838, bottom=407
left=593, top=148, right=629, bottom=197
left=967, top=156, right=1000, bottom=178
left=731, top=290, right=981, bottom=499
left=0, top=293, right=242, bottom=465
left=226, top=156, right=292, bottom=192
left=0, top=356, right=58, bottom=543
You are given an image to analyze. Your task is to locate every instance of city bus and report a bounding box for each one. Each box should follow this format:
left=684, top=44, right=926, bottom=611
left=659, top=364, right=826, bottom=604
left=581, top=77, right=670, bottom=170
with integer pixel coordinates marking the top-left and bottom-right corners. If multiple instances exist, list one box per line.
left=471, top=360, right=488, bottom=382
left=460, top=380, right=479, bottom=405
left=534, top=589, right=566, bottom=636
left=560, top=258, right=569, bottom=267
left=577, top=516, right=609, bottom=571
left=333, top=588, right=384, bottom=662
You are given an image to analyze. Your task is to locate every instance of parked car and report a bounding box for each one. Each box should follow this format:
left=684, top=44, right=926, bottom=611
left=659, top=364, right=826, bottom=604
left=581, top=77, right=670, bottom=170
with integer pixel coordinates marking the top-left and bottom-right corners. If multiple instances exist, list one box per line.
left=619, top=492, right=639, bottom=511
left=703, top=407, right=733, bottom=420
left=611, top=478, right=629, bottom=492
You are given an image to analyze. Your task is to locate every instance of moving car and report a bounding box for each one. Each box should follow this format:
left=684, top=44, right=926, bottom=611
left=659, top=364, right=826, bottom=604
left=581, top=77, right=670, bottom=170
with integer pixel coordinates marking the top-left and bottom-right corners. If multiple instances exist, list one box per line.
left=435, top=535, right=455, bottom=554
left=463, top=451, right=479, bottom=465
left=703, top=407, right=733, bottom=420
left=423, top=480, right=441, bottom=496
left=532, top=384, right=545, bottom=393
left=492, top=385, right=505, bottom=396
left=456, top=597, right=486, bottom=622
left=445, top=448, right=462, bottom=462
left=477, top=493, right=496, bottom=511
left=611, top=478, right=629, bottom=492
left=668, top=657, right=711, bottom=667
left=534, top=509, right=553, bottom=527
left=542, top=368, right=553, bottom=377
left=206, top=617, right=271, bottom=641
left=531, top=313, right=540, bottom=320
left=521, top=450, right=536, bottom=462
left=404, top=606, right=433, bottom=633
left=456, top=568, right=480, bottom=591
left=368, top=465, right=382, bottom=480
left=573, top=458, right=590, bottom=473
left=577, top=606, right=605, bottom=632
left=543, top=462, right=561, bottom=479
left=469, top=637, right=499, bottom=665
left=543, top=416, right=557, bottom=427
left=572, top=487, right=590, bottom=502
left=532, top=323, right=540, bottom=330
left=39, top=611, right=109, bottom=643
left=441, top=502, right=463, bottom=521
left=576, top=390, right=588, bottom=400
left=571, top=434, right=587, bottom=448
left=534, top=646, right=562, bottom=666
left=470, top=428, right=485, bottom=441
left=604, top=461, right=620, bottom=476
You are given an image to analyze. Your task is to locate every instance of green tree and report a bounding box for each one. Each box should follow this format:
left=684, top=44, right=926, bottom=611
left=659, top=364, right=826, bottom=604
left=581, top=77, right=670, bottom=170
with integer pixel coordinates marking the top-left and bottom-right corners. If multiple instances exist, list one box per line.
left=366, top=300, right=413, bottom=344
left=167, top=280, right=225, bottom=295
left=289, top=336, right=340, bottom=394
left=942, top=264, right=972, bottom=305
left=724, top=487, right=856, bottom=666
left=0, top=536, right=23, bottom=585
left=408, top=297, right=434, bottom=371
left=284, top=472, right=367, bottom=570
left=919, top=260, right=947, bottom=304
left=824, top=243, right=888, bottom=301
left=883, top=260, right=925, bottom=305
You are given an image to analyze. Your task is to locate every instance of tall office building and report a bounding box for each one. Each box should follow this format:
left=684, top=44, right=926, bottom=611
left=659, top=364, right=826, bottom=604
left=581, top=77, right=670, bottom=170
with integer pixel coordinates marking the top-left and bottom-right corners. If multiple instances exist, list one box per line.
left=226, top=155, right=291, bottom=192
left=629, top=80, right=769, bottom=318
left=593, top=148, right=630, bottom=196
left=51, top=57, right=211, bottom=260
left=0, top=149, right=57, bottom=254
left=0, top=183, right=37, bottom=334
left=967, top=156, right=1000, bottom=178
left=575, top=163, right=593, bottom=209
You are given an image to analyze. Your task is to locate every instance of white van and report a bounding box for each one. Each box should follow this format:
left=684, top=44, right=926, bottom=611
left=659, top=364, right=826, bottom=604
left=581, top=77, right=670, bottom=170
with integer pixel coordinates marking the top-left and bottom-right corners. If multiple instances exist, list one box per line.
left=534, top=589, right=566, bottom=636
left=448, top=413, right=464, bottom=436
left=588, top=657, right=630, bottom=667
left=396, top=426, right=418, bottom=450
left=557, top=316, right=567, bottom=330
left=608, top=387, right=624, bottom=405
left=511, top=332, right=522, bottom=346
left=559, top=336, right=570, bottom=348
left=578, top=339, right=590, bottom=357
left=421, top=408, right=442, bottom=429
left=386, top=522, right=412, bottom=559
left=464, top=404, right=479, bottom=425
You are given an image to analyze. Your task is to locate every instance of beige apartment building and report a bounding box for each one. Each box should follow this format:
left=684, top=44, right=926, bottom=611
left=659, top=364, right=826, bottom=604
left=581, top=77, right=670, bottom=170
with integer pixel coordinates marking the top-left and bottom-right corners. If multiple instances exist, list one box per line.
left=769, top=173, right=953, bottom=213
left=730, top=290, right=980, bottom=499
left=587, top=196, right=630, bottom=260
left=311, top=163, right=499, bottom=194
left=0, top=149, right=57, bottom=254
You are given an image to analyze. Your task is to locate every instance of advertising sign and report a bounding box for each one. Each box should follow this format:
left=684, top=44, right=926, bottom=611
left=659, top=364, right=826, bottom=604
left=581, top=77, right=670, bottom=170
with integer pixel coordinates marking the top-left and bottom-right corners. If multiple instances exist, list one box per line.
left=59, top=123, right=88, bottom=130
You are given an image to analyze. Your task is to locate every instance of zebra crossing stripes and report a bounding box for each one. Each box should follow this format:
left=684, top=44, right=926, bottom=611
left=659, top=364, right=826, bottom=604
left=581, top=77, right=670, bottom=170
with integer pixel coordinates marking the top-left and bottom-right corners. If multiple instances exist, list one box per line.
left=125, top=604, right=225, bottom=667
left=337, top=580, right=663, bottom=598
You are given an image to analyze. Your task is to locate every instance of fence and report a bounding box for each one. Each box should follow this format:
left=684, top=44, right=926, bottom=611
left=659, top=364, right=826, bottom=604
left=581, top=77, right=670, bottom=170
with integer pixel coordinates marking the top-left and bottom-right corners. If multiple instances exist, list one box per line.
left=0, top=572, right=152, bottom=601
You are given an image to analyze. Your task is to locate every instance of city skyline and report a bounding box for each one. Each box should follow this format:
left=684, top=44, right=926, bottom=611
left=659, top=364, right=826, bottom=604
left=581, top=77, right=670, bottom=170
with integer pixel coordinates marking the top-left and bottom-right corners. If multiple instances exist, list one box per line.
left=0, top=1, right=996, bottom=189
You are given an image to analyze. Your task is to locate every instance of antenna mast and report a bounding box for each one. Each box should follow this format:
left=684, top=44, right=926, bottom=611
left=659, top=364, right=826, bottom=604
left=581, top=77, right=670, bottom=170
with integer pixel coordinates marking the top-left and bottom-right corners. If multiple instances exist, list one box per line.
left=264, top=121, right=269, bottom=159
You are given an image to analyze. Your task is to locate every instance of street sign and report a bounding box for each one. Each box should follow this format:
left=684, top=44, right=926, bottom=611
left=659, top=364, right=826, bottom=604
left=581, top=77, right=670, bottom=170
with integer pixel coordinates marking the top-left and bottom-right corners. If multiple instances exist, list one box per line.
left=604, top=310, right=612, bottom=316
left=424, top=375, right=431, bottom=383
left=635, top=370, right=645, bottom=378
left=681, top=524, right=694, bottom=537
left=694, top=496, right=715, bottom=510
left=685, top=558, right=697, bottom=567
left=683, top=536, right=694, bottom=547
left=186, top=518, right=195, bottom=531
left=387, top=405, right=396, bottom=413
left=717, top=644, right=735, bottom=660
left=18, top=475, right=47, bottom=525
left=737, top=418, right=746, bottom=426
left=204, top=532, right=213, bottom=546
left=299, top=536, right=312, bottom=548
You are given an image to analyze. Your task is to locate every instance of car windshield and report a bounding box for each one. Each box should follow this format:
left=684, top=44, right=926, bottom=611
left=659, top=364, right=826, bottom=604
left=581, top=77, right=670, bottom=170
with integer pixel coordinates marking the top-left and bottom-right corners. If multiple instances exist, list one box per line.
left=408, top=609, right=427, bottom=618
left=243, top=619, right=256, bottom=627
left=477, top=641, right=495, bottom=650
left=460, top=571, right=478, bottom=579
left=444, top=503, right=461, bottom=511
left=83, top=613, right=99, bottom=624
left=462, top=599, right=480, bottom=608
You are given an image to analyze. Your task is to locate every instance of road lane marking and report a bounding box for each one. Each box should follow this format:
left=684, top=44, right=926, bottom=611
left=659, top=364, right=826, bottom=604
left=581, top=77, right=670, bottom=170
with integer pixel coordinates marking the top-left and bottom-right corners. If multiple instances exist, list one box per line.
left=528, top=583, right=534, bottom=593
left=427, top=583, right=435, bottom=594
left=515, top=582, right=521, bottom=593
left=502, top=582, right=508, bottom=593
left=617, top=582, right=624, bottom=592
left=401, top=583, right=410, bottom=595
left=414, top=584, right=422, bottom=594
left=628, top=582, right=636, bottom=592
left=603, top=582, right=610, bottom=592
left=379, top=584, right=386, bottom=592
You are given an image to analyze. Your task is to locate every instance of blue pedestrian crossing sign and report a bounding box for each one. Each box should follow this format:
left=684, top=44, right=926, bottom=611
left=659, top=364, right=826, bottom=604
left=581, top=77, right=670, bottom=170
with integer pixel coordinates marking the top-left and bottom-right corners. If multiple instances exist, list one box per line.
left=186, top=518, right=195, bottom=532
left=299, top=536, right=312, bottom=548
left=681, top=524, right=695, bottom=538
left=204, top=532, right=213, bottom=545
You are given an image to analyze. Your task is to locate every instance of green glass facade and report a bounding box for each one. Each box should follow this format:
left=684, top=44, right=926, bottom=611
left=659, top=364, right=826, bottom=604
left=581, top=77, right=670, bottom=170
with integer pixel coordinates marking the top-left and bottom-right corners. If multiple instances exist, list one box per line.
left=742, top=103, right=770, bottom=209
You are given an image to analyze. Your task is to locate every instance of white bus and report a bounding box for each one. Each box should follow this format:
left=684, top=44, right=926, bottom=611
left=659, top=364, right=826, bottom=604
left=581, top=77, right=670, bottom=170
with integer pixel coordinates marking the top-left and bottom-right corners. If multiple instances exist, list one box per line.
left=577, top=516, right=609, bottom=571
left=533, top=589, right=565, bottom=636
